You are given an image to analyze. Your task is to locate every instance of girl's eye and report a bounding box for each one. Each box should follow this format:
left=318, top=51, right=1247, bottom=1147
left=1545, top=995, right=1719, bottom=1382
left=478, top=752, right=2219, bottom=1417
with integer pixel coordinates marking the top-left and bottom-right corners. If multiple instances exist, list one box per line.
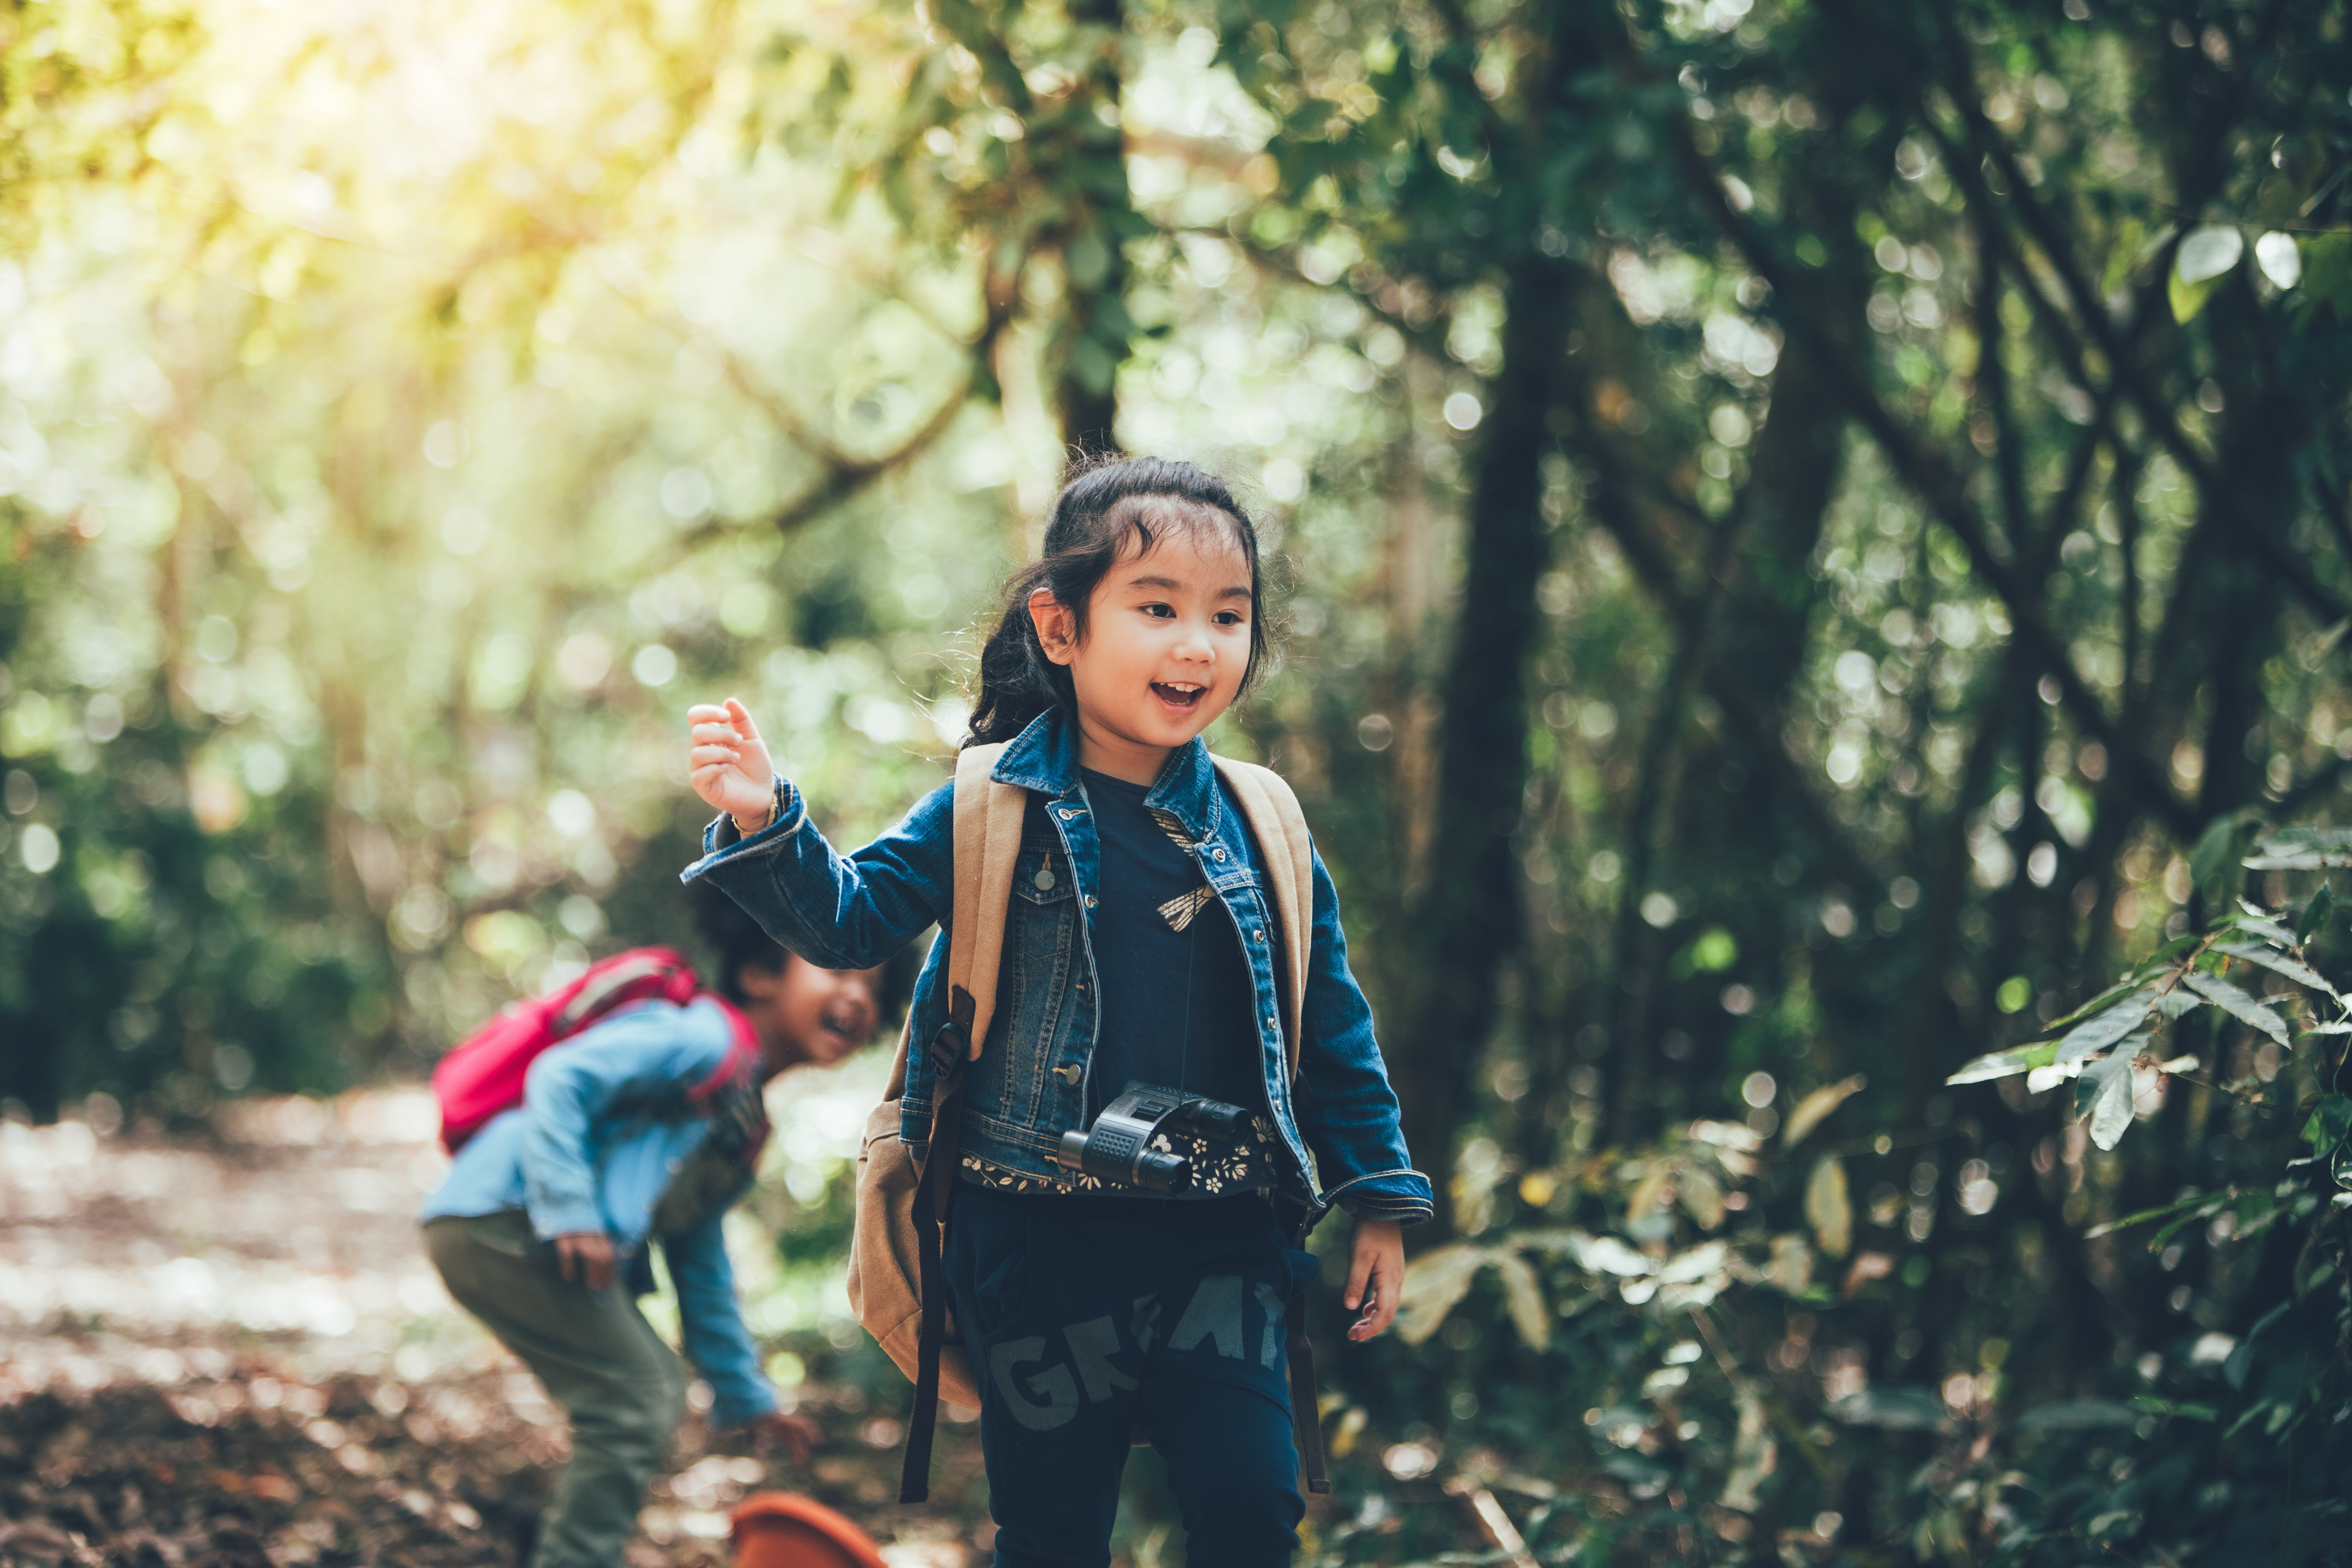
left=1213, top=611, right=1246, bottom=626
left=1141, top=603, right=1175, bottom=618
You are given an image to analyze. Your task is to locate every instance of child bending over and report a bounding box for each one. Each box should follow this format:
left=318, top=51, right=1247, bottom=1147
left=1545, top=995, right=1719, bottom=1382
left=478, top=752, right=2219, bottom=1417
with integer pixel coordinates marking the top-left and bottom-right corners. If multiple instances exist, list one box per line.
left=419, top=887, right=894, bottom=1568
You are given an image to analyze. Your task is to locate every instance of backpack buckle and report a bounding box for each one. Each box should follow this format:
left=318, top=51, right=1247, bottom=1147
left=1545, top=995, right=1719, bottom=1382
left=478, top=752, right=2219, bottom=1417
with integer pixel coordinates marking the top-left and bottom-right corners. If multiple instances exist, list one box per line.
left=927, top=1019, right=970, bottom=1076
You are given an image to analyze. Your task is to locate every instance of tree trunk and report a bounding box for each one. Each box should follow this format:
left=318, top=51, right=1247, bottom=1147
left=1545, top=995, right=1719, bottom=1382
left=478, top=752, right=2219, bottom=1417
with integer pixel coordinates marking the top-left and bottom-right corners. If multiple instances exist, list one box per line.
left=1052, top=0, right=1129, bottom=455
left=1391, top=252, right=1570, bottom=1224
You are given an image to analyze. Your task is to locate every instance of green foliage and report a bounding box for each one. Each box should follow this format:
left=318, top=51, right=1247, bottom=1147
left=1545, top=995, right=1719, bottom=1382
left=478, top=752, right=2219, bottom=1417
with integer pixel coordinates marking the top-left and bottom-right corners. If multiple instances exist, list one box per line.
left=7, top=0, right=2352, bottom=1562
left=1321, top=832, right=2352, bottom=1564
left=0, top=0, right=1004, bottom=1115
left=1946, top=881, right=2343, bottom=1152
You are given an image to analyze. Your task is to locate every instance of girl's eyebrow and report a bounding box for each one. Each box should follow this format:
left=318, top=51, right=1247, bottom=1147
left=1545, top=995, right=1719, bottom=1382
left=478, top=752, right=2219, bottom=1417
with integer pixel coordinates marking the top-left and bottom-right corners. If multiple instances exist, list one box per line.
left=1121, top=572, right=1253, bottom=600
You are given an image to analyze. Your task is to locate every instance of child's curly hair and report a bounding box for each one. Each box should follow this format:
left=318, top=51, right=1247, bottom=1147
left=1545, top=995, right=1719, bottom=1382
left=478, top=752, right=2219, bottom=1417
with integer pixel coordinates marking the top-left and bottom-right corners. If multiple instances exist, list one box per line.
left=686, top=880, right=920, bottom=1024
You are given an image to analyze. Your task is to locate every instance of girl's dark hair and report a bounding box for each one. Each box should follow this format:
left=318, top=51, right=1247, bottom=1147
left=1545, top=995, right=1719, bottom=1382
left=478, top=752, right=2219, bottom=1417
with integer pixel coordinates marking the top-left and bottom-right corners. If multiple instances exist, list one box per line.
left=967, top=455, right=1268, bottom=746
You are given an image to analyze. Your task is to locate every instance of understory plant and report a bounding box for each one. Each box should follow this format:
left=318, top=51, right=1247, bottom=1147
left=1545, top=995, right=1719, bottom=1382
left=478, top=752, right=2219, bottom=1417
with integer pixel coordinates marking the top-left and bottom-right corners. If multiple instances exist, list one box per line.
left=1311, top=826, right=2352, bottom=1567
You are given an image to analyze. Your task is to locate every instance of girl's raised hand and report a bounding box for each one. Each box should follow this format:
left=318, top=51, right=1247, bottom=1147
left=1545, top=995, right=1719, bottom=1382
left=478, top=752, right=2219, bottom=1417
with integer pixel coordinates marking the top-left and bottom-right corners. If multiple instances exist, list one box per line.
left=687, top=698, right=777, bottom=833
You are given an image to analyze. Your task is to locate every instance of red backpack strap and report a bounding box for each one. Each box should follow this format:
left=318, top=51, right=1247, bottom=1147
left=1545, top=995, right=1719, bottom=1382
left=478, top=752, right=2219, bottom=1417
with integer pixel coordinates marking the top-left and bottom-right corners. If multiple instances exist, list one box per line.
left=555, top=947, right=700, bottom=1033
left=688, top=996, right=763, bottom=1100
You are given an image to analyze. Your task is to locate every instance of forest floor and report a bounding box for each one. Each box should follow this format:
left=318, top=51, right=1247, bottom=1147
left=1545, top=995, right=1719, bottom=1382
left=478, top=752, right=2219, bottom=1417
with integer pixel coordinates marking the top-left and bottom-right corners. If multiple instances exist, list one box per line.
left=0, top=1093, right=989, bottom=1568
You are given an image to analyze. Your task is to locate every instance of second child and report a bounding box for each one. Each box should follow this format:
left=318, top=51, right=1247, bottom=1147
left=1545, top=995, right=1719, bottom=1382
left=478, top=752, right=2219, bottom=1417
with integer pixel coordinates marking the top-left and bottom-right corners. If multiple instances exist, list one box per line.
left=681, top=457, right=1431, bottom=1567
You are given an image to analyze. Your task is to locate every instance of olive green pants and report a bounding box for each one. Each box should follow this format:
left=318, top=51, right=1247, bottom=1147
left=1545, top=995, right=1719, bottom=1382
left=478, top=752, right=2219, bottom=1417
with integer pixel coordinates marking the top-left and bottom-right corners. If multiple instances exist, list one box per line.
left=425, top=1213, right=687, bottom=1568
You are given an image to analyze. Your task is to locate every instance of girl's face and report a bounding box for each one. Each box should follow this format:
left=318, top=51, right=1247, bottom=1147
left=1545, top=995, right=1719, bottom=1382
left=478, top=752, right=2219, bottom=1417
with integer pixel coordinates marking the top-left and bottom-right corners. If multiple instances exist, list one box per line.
left=740, top=953, right=884, bottom=1077
left=1029, top=519, right=1255, bottom=783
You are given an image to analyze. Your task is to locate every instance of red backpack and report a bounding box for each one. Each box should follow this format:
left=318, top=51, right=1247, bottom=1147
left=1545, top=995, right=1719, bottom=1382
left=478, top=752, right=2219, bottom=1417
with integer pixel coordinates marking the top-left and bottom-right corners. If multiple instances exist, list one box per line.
left=433, top=946, right=758, bottom=1154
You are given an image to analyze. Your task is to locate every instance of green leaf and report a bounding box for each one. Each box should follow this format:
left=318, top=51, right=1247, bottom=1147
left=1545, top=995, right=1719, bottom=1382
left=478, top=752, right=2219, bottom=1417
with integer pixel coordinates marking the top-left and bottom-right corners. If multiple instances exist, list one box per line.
left=2183, top=971, right=2290, bottom=1046
left=2085, top=1188, right=2213, bottom=1240
left=2300, top=231, right=2352, bottom=323
left=2299, top=1093, right=2352, bottom=1156
left=1490, top=1251, right=1552, bottom=1352
left=2230, top=904, right=2298, bottom=945
left=2137, top=932, right=2213, bottom=973
left=1781, top=1073, right=1867, bottom=1146
left=2077, top=1052, right=2138, bottom=1151
left=2151, top=1193, right=2233, bottom=1250
left=2128, top=1396, right=2218, bottom=1422
left=2297, top=882, right=2336, bottom=944
left=2225, top=1301, right=2292, bottom=1391
left=2244, top=849, right=2352, bottom=869
left=2191, top=814, right=2255, bottom=888
left=2043, top=976, right=2151, bottom=1033
left=1393, top=1244, right=1485, bottom=1345
left=2017, top=1399, right=2140, bottom=1432
left=2246, top=826, right=2352, bottom=870
left=1828, top=1387, right=1950, bottom=1432
left=1947, top=1044, right=2054, bottom=1086
left=2214, top=940, right=2338, bottom=997
left=2169, top=268, right=2216, bottom=323
left=1626, top=1165, right=1673, bottom=1224
left=1063, top=233, right=1110, bottom=289
left=1804, top=1157, right=1852, bottom=1259
left=2255, top=232, right=2304, bottom=288
left=2054, top=988, right=2157, bottom=1065
left=1719, top=1390, right=1772, bottom=1512
left=1679, top=1165, right=1726, bottom=1229
left=2102, top=217, right=2148, bottom=294
left=2175, top=224, right=2244, bottom=284
left=2158, top=988, right=2204, bottom=1021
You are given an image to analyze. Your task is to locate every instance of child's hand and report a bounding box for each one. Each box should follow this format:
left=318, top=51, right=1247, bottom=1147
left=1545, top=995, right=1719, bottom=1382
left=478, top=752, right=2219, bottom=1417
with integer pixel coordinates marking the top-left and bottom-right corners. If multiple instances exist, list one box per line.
left=1343, top=1217, right=1404, bottom=1341
left=554, top=1231, right=617, bottom=1292
left=687, top=697, right=778, bottom=835
left=751, top=1410, right=822, bottom=1467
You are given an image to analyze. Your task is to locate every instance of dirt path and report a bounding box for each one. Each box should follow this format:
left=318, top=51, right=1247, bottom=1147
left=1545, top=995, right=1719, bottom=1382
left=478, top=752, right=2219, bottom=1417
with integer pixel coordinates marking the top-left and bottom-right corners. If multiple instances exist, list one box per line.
left=0, top=1093, right=984, bottom=1568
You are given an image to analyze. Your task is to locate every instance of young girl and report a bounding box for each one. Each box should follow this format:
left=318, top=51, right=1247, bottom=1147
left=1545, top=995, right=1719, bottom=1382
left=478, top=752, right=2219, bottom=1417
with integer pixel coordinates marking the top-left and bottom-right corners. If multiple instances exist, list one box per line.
left=680, top=457, right=1431, bottom=1566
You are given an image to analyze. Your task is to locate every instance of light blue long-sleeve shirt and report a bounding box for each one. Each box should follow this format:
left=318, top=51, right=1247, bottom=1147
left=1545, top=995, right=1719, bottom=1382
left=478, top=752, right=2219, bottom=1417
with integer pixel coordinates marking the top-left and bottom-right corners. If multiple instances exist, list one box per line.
left=420, top=997, right=777, bottom=1427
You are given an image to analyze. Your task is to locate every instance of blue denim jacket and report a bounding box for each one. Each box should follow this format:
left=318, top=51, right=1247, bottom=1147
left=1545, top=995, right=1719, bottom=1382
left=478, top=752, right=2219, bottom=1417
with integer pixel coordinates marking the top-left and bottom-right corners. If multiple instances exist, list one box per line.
left=419, top=999, right=777, bottom=1427
left=681, top=709, right=1433, bottom=1226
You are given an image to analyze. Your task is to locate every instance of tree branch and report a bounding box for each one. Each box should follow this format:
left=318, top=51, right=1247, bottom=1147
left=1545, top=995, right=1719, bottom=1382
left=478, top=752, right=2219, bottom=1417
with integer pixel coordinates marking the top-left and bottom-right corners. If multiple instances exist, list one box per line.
left=1577, top=439, right=1886, bottom=901
left=1660, top=112, right=2198, bottom=837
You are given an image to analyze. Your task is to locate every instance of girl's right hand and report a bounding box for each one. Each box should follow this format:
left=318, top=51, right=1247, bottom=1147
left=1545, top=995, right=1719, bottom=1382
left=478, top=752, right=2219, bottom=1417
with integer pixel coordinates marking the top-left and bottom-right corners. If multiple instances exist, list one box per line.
left=688, top=697, right=778, bottom=835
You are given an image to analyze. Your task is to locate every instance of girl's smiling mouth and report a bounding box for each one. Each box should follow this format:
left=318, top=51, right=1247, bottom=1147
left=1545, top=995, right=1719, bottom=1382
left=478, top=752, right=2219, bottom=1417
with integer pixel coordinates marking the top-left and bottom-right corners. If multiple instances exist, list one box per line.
left=1151, top=681, right=1206, bottom=710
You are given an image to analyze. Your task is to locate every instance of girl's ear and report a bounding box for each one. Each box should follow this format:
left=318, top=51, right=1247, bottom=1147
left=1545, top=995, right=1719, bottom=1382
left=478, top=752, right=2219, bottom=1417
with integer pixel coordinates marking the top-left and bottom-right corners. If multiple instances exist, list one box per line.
left=1029, top=587, right=1078, bottom=666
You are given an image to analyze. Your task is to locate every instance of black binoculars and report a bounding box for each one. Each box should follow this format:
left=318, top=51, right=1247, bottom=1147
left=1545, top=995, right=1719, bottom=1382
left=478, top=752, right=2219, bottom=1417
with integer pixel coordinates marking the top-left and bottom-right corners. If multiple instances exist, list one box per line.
left=1054, top=1084, right=1252, bottom=1192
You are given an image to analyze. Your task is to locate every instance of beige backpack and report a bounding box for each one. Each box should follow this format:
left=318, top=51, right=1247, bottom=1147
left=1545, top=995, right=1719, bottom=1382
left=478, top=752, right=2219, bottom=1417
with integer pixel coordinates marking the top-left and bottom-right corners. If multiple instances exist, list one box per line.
left=848, top=741, right=1320, bottom=1502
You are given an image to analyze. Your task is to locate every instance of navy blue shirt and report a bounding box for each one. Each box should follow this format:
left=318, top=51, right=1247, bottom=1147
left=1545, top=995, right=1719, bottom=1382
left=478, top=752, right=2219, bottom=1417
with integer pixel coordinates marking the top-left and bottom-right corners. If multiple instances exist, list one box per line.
left=1079, top=768, right=1260, bottom=1121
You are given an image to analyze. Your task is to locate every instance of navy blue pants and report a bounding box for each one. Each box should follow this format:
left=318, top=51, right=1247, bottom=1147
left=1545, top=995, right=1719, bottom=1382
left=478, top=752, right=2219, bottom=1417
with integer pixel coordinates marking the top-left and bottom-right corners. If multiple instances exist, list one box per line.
left=944, top=1186, right=1307, bottom=1568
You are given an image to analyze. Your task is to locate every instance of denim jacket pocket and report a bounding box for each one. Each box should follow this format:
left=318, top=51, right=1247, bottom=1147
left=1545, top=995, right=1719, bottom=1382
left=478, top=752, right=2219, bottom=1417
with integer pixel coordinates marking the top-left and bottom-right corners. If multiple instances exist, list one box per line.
left=1010, top=835, right=1075, bottom=930
left=988, top=833, right=1078, bottom=1125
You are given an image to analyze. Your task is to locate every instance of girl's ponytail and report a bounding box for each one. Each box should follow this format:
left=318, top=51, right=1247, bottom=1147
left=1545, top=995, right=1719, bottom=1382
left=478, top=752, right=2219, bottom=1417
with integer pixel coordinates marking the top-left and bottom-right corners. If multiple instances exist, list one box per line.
left=967, top=556, right=1069, bottom=745
left=966, top=456, right=1268, bottom=747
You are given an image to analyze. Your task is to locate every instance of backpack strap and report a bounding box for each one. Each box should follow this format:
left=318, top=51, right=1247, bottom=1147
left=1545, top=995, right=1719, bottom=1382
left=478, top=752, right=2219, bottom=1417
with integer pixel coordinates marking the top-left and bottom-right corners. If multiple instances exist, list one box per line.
left=1210, top=757, right=1314, bottom=1078
left=944, top=742, right=1024, bottom=1064
left=901, top=741, right=1019, bottom=1504
left=686, top=996, right=762, bottom=1101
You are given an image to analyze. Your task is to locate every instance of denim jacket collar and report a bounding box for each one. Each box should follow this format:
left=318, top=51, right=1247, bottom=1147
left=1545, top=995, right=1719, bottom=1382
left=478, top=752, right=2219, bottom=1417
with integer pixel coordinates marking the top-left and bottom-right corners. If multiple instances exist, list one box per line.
left=986, top=708, right=1223, bottom=845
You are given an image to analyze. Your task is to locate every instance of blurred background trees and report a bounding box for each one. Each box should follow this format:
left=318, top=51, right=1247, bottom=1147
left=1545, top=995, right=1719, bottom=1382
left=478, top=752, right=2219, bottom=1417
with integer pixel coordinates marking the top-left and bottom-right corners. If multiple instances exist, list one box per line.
left=5, top=0, right=2351, bottom=1559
